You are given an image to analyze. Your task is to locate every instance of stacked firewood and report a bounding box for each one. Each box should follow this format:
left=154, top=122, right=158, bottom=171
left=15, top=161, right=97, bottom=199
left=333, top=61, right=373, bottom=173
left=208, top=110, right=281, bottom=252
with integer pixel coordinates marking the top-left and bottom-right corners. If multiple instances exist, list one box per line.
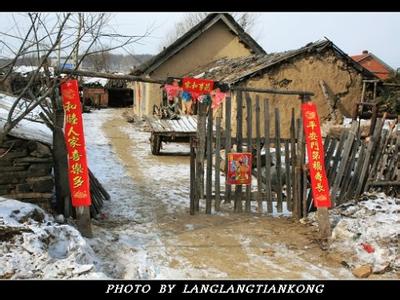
left=89, top=169, right=110, bottom=217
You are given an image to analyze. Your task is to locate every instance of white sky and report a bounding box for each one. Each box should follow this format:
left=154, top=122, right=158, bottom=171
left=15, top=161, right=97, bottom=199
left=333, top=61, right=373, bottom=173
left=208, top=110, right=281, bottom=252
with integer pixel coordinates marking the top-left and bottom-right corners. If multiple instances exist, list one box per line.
left=1, top=12, right=399, bottom=69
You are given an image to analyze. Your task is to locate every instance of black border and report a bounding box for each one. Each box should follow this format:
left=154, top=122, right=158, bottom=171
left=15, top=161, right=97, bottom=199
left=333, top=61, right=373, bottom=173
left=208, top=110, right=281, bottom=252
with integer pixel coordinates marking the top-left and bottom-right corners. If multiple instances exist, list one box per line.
left=0, top=0, right=400, bottom=12
left=0, top=4, right=399, bottom=299
left=1, top=279, right=398, bottom=298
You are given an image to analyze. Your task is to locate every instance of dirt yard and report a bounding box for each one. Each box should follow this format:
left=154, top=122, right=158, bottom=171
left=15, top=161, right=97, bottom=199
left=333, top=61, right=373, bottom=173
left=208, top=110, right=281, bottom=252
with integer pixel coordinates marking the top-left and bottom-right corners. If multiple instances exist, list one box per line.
left=83, top=108, right=367, bottom=279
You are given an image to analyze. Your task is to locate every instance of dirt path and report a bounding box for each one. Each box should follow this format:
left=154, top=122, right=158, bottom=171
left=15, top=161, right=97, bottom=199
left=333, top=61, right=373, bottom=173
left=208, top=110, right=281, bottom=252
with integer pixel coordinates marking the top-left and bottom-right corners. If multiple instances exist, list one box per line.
left=84, top=108, right=355, bottom=279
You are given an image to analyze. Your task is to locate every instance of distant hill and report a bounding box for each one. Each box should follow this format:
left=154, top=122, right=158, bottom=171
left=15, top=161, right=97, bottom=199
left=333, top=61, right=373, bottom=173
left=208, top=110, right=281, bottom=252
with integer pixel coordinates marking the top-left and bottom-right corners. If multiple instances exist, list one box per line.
left=80, top=53, right=153, bottom=73
left=0, top=54, right=154, bottom=74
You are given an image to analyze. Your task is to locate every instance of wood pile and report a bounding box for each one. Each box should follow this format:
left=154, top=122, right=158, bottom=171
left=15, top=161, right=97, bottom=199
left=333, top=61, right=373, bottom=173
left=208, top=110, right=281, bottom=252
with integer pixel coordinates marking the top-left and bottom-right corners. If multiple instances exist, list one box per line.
left=88, top=169, right=110, bottom=217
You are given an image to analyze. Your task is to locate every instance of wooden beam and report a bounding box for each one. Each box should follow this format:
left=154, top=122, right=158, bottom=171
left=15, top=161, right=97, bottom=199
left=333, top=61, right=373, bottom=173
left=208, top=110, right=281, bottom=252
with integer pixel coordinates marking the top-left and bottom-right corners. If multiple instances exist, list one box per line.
left=60, top=69, right=314, bottom=97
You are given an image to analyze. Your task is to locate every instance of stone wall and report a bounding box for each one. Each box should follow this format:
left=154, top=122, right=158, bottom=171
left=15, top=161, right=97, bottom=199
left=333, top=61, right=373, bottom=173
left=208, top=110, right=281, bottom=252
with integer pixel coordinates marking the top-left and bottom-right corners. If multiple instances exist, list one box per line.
left=0, top=136, right=54, bottom=210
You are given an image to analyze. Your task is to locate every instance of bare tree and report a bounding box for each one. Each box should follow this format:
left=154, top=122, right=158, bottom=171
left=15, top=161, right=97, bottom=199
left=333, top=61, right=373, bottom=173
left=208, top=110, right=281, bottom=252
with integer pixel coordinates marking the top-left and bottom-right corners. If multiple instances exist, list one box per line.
left=0, top=12, right=153, bottom=144
left=159, top=12, right=259, bottom=51
left=0, top=12, right=153, bottom=223
left=81, top=49, right=111, bottom=72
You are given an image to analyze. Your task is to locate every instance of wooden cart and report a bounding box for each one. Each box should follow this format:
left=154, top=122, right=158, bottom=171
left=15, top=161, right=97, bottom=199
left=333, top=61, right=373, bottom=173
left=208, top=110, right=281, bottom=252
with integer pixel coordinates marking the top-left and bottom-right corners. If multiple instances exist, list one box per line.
left=145, top=115, right=198, bottom=155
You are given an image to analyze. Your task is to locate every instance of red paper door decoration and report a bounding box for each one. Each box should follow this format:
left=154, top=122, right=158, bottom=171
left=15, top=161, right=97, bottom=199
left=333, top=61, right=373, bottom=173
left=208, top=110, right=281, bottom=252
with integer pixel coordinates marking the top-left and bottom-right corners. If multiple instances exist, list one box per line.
left=61, top=80, right=91, bottom=207
left=227, top=153, right=252, bottom=185
left=301, top=102, right=331, bottom=208
left=182, top=77, right=214, bottom=95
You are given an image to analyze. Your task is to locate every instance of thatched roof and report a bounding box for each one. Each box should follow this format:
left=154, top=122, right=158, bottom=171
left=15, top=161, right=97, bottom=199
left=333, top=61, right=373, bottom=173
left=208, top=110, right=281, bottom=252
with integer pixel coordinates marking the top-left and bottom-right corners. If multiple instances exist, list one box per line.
left=186, top=39, right=378, bottom=85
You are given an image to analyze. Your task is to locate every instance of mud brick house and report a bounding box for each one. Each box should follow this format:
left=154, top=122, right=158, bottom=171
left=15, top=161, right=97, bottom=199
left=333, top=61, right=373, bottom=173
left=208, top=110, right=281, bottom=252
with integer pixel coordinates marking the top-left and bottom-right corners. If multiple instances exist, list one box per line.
left=130, top=13, right=265, bottom=117
left=351, top=50, right=394, bottom=80
left=187, top=39, right=378, bottom=138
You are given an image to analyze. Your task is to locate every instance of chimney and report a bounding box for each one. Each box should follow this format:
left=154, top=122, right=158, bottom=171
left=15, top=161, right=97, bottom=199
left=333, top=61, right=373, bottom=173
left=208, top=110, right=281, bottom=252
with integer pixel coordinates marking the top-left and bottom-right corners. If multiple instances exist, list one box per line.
left=362, top=50, right=369, bottom=54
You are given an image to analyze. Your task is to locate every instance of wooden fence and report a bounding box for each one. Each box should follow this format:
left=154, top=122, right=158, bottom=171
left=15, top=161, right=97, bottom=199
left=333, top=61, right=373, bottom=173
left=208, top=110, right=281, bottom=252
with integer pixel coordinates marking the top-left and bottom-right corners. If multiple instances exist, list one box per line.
left=189, top=91, right=400, bottom=218
left=324, top=117, right=400, bottom=205
left=190, top=92, right=309, bottom=218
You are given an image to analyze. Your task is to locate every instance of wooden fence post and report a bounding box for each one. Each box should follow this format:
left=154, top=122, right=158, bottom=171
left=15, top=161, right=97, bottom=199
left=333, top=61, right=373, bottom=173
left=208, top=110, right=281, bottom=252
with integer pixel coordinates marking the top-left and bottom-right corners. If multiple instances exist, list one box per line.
left=234, top=91, right=243, bottom=212
left=290, top=108, right=297, bottom=213
left=224, top=97, right=232, bottom=204
left=190, top=137, right=196, bottom=215
left=264, top=100, right=272, bottom=213
left=301, top=95, right=330, bottom=243
left=206, top=101, right=213, bottom=214
left=76, top=206, right=93, bottom=238
left=255, top=96, right=263, bottom=213
left=245, top=93, right=252, bottom=213
left=196, top=102, right=207, bottom=212
left=215, top=109, right=222, bottom=211
left=274, top=108, right=283, bottom=213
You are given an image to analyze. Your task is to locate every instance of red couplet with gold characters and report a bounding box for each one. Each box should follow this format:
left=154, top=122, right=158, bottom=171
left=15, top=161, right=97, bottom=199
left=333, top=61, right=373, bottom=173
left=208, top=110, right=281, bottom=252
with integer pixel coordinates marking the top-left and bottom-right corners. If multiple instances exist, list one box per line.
left=182, top=77, right=214, bottom=95
left=60, top=80, right=91, bottom=207
left=301, top=102, right=331, bottom=208
left=227, top=153, right=252, bottom=185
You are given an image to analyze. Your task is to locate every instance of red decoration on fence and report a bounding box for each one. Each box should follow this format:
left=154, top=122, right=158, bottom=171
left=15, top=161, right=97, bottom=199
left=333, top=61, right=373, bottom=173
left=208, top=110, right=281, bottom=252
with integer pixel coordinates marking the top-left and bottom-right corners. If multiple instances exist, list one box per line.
left=61, top=80, right=91, bottom=207
left=301, top=102, right=331, bottom=208
left=227, top=153, right=252, bottom=185
left=182, top=77, right=214, bottom=95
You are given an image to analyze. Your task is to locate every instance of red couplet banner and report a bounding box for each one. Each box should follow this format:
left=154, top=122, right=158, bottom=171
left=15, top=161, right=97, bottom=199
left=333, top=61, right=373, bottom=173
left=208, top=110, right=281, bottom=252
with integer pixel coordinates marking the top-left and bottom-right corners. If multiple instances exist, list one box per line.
left=227, top=153, right=252, bottom=185
left=182, top=77, right=214, bottom=95
left=301, top=102, right=331, bottom=208
left=60, top=80, right=91, bottom=207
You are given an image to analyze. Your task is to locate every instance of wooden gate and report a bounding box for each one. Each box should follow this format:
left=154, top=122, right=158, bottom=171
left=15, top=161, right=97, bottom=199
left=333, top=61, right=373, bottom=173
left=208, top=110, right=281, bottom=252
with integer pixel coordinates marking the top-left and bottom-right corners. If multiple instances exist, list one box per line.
left=190, top=91, right=311, bottom=218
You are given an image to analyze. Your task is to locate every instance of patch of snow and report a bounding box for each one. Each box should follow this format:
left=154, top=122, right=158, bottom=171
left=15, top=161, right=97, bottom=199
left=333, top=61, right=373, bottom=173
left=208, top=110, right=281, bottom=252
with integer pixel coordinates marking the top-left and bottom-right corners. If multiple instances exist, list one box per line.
left=0, top=197, right=109, bottom=279
left=82, top=77, right=108, bottom=87
left=309, top=193, right=400, bottom=274
left=193, top=72, right=205, bottom=79
left=12, top=66, right=55, bottom=77
left=0, top=93, right=52, bottom=145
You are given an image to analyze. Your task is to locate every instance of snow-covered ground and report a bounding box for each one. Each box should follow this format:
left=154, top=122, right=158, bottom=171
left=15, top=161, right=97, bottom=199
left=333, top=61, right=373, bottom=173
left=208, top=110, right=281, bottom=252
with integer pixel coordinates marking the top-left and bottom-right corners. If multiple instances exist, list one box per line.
left=309, top=193, right=400, bottom=275
left=0, top=197, right=109, bottom=279
left=3, top=107, right=397, bottom=280
left=83, top=109, right=200, bottom=278
left=80, top=109, right=357, bottom=279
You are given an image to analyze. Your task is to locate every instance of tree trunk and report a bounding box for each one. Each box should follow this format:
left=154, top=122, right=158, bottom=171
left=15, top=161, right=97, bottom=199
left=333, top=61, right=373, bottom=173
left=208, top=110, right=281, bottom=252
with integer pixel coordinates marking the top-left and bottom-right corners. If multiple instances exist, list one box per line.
left=53, top=108, right=71, bottom=216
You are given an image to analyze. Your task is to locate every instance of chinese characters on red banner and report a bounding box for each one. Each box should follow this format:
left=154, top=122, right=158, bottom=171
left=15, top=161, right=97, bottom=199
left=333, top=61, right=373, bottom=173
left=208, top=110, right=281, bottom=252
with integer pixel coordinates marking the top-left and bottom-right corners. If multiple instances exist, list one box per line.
left=227, top=153, right=252, bottom=185
left=61, top=80, right=91, bottom=207
left=182, top=77, right=214, bottom=95
left=301, top=102, right=331, bottom=208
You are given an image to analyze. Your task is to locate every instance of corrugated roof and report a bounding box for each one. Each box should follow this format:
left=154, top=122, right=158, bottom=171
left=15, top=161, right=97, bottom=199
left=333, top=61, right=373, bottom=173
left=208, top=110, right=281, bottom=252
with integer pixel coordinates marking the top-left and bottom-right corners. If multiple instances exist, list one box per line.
left=186, top=39, right=378, bottom=84
left=132, top=13, right=266, bottom=76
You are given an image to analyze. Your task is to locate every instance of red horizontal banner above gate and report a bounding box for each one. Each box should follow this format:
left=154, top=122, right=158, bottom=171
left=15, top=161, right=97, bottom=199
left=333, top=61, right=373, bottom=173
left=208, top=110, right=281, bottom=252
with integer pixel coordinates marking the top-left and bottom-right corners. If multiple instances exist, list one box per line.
left=182, top=77, right=214, bottom=95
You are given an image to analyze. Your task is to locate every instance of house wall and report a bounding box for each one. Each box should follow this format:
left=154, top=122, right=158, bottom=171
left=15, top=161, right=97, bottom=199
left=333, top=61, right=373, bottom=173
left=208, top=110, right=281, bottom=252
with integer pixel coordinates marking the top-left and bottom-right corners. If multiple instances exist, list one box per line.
left=82, top=88, right=109, bottom=107
left=134, top=20, right=255, bottom=117
left=224, top=49, right=364, bottom=139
